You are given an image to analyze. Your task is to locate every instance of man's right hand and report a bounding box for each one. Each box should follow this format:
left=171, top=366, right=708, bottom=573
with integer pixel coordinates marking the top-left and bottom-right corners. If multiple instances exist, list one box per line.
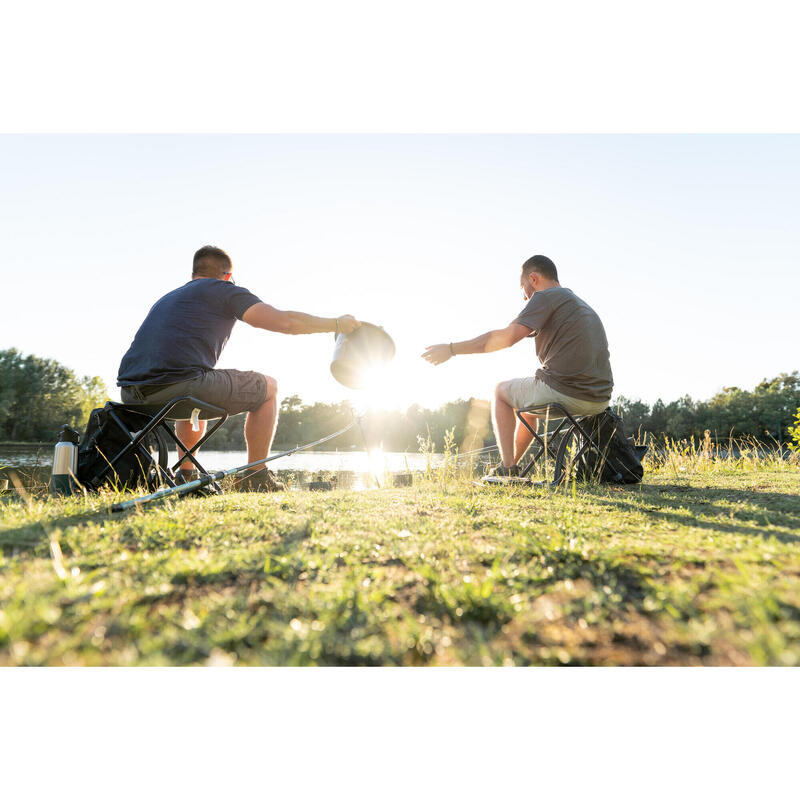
left=422, top=344, right=453, bottom=365
left=336, top=315, right=361, bottom=335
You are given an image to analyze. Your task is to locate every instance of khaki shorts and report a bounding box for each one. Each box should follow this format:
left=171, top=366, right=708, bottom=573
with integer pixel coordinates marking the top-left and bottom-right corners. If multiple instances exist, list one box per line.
left=504, top=377, right=609, bottom=417
left=120, top=369, right=268, bottom=416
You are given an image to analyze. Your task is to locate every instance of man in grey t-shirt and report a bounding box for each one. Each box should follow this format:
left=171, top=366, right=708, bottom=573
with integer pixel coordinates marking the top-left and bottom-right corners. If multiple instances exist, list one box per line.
left=422, top=254, right=613, bottom=475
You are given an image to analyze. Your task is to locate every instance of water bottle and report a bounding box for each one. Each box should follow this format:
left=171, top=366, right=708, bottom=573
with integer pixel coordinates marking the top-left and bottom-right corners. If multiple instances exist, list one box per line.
left=50, top=425, right=80, bottom=495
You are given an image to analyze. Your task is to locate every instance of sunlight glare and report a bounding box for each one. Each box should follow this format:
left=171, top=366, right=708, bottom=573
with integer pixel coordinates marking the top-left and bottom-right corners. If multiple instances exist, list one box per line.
left=354, top=363, right=394, bottom=413
left=365, top=444, right=386, bottom=487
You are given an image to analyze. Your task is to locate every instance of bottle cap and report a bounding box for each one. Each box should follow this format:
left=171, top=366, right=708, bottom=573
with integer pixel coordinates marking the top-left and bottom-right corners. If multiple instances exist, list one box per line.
left=58, top=425, right=80, bottom=445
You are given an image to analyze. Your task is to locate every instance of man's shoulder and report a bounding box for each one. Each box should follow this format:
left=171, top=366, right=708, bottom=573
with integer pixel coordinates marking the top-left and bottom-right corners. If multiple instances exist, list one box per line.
left=150, top=280, right=250, bottom=314
left=544, top=286, right=574, bottom=300
left=146, top=282, right=191, bottom=309
left=525, top=286, right=571, bottom=313
left=550, top=287, right=594, bottom=310
left=180, top=279, right=258, bottom=300
left=158, top=280, right=211, bottom=300
left=189, top=278, right=234, bottom=294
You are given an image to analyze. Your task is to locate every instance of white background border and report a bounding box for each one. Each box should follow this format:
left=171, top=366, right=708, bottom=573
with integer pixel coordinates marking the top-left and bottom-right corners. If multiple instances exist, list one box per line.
left=2, top=1, right=797, bottom=795
left=2, top=1, right=799, bottom=133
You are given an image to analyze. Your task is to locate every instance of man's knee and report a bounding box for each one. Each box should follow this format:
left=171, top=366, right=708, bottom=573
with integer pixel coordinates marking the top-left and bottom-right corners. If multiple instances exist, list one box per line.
left=495, top=381, right=512, bottom=406
left=263, top=375, right=278, bottom=401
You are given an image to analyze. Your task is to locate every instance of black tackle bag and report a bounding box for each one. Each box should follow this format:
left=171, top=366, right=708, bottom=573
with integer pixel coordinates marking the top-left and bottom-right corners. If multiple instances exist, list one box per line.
left=572, top=407, right=645, bottom=485
left=76, top=404, right=171, bottom=491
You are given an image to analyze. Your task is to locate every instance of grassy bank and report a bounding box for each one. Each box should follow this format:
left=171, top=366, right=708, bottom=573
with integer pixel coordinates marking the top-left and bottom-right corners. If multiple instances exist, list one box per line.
left=1, top=458, right=799, bottom=665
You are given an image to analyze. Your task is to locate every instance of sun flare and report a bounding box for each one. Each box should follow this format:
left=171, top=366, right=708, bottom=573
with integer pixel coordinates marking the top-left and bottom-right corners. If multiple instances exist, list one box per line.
left=365, top=444, right=386, bottom=486
left=353, top=363, right=395, bottom=412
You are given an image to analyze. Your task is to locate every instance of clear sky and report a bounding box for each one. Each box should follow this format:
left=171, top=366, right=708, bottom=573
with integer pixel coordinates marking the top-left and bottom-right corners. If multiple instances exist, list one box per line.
left=1, top=134, right=797, bottom=410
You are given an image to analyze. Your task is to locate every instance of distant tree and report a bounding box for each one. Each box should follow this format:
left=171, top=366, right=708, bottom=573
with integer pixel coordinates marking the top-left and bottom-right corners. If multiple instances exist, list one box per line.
left=0, top=348, right=109, bottom=442
left=613, top=397, right=651, bottom=441
left=789, top=407, right=800, bottom=452
left=665, top=395, right=698, bottom=440
left=649, top=398, right=667, bottom=437
left=276, top=394, right=304, bottom=447
left=752, top=373, right=800, bottom=443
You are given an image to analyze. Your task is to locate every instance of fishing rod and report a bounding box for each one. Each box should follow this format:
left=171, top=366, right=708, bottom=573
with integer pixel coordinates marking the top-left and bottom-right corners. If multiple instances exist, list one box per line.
left=455, top=444, right=499, bottom=462
left=110, top=417, right=361, bottom=513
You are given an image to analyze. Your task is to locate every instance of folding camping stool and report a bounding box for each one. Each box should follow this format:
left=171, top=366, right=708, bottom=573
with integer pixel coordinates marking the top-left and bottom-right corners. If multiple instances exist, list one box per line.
left=98, top=396, right=229, bottom=489
left=515, top=402, right=609, bottom=486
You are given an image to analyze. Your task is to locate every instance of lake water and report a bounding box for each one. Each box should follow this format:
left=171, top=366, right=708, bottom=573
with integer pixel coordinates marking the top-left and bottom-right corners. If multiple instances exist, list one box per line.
left=0, top=445, right=443, bottom=474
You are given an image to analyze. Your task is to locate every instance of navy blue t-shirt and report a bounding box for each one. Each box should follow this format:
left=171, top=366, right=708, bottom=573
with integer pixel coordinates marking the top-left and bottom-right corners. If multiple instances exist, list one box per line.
left=117, top=279, right=262, bottom=386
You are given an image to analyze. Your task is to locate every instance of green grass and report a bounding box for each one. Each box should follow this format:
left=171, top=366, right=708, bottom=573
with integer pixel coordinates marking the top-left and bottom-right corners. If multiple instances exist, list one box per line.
left=1, top=461, right=799, bottom=665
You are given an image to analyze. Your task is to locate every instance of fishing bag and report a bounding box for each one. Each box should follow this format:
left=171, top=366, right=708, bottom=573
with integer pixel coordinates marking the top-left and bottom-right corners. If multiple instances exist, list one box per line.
left=76, top=404, right=171, bottom=491
left=572, top=408, right=645, bottom=484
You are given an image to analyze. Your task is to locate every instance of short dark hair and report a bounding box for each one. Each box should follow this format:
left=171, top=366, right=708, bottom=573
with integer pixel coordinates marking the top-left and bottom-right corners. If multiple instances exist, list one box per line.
left=521, top=254, right=559, bottom=283
left=193, top=245, right=232, bottom=278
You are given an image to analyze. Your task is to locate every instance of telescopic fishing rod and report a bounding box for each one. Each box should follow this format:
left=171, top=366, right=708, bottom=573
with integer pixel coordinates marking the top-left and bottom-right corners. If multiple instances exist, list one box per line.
left=455, top=444, right=499, bottom=461
left=110, top=417, right=361, bottom=513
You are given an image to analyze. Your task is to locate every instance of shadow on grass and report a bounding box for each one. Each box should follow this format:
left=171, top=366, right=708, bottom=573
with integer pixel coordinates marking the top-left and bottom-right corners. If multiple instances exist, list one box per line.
left=132, top=518, right=316, bottom=607
left=0, top=508, right=113, bottom=557
left=589, top=482, right=800, bottom=544
left=414, top=549, right=650, bottom=635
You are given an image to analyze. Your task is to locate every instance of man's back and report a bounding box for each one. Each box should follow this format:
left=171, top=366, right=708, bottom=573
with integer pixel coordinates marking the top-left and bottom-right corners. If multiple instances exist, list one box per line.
left=515, top=286, right=613, bottom=402
left=117, top=279, right=261, bottom=386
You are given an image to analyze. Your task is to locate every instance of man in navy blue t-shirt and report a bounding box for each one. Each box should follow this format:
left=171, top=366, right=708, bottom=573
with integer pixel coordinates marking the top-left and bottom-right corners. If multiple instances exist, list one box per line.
left=118, top=245, right=360, bottom=491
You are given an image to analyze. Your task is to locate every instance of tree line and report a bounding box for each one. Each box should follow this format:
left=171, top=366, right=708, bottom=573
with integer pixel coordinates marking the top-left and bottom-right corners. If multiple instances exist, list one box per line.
left=1, top=348, right=797, bottom=449
left=613, top=372, right=800, bottom=445
left=0, top=349, right=108, bottom=442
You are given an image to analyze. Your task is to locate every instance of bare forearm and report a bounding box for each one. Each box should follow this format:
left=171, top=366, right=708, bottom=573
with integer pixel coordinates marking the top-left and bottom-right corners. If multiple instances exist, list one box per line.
left=280, top=311, right=336, bottom=335
left=422, top=323, right=528, bottom=366
left=243, top=302, right=360, bottom=336
left=453, top=329, right=511, bottom=355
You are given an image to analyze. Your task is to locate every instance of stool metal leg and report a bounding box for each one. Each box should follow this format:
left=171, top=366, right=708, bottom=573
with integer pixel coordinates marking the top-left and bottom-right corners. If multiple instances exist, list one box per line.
left=102, top=406, right=174, bottom=487
left=513, top=402, right=612, bottom=486
left=168, top=413, right=229, bottom=474
left=101, top=396, right=229, bottom=490
left=515, top=404, right=571, bottom=482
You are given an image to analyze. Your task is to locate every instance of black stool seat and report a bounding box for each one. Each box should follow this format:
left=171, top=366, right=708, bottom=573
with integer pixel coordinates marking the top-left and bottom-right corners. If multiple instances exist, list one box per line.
left=515, top=402, right=609, bottom=486
left=109, top=397, right=227, bottom=422
left=100, top=395, right=229, bottom=488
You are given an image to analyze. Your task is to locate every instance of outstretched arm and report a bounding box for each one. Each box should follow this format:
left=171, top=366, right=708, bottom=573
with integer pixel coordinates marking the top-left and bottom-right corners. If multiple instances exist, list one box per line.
left=242, top=303, right=360, bottom=335
left=421, top=322, right=531, bottom=365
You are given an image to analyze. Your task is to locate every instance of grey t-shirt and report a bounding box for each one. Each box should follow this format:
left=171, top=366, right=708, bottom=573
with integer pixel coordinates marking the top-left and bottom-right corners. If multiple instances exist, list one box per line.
left=514, top=286, right=613, bottom=402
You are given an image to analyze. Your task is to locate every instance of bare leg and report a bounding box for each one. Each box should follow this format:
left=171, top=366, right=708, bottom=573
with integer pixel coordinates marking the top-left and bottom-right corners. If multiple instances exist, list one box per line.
left=514, top=412, right=539, bottom=464
left=175, top=419, right=207, bottom=473
left=244, top=376, right=279, bottom=470
left=493, top=382, right=519, bottom=468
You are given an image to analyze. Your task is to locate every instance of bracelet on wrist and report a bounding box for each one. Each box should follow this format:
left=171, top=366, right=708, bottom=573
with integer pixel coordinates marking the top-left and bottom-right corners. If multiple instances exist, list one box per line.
left=449, top=342, right=455, bottom=356
left=335, top=319, right=340, bottom=335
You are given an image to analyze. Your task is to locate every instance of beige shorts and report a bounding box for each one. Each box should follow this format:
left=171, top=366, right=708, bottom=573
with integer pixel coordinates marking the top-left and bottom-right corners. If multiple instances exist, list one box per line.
left=504, top=377, right=609, bottom=417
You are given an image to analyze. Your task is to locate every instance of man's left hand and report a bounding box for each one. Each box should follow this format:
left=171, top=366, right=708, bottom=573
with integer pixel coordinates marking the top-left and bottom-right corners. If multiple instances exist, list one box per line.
left=421, top=344, right=452, bottom=366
